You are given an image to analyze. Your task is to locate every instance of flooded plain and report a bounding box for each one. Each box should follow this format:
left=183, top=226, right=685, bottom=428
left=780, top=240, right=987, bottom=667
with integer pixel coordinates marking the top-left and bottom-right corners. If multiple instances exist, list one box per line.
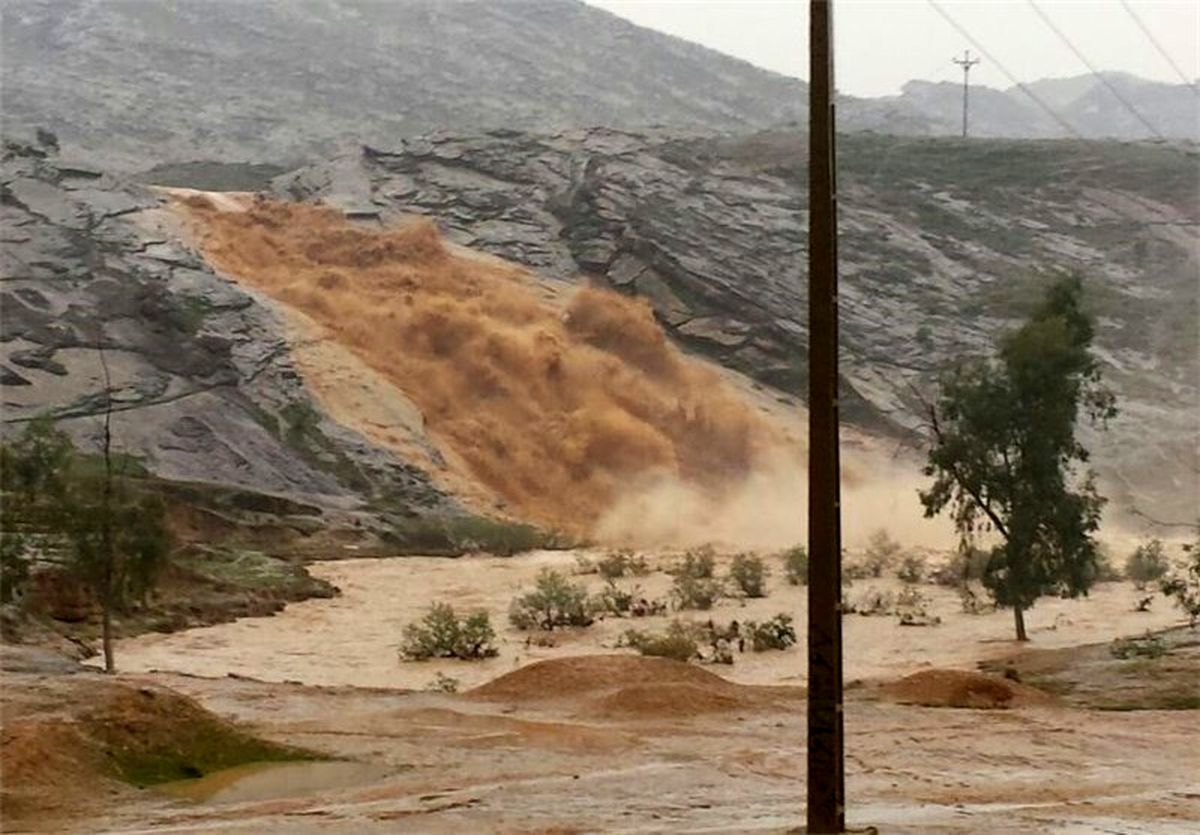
left=103, top=549, right=1185, bottom=691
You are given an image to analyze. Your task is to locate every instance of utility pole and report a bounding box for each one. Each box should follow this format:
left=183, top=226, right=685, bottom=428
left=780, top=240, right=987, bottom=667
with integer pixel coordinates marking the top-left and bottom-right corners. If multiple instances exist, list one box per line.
left=952, top=49, right=981, bottom=137
left=806, top=1, right=845, bottom=833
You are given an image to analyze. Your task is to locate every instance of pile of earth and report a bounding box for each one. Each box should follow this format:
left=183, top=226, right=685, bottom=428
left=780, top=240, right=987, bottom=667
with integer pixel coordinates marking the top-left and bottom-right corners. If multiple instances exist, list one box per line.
left=879, top=668, right=1056, bottom=710
left=469, top=655, right=804, bottom=718
left=0, top=652, right=316, bottom=827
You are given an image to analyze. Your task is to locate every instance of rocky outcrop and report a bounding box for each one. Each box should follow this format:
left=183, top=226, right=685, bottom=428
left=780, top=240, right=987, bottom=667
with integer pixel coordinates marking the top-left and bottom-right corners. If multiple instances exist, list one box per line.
left=275, top=127, right=1199, bottom=523
left=1, top=134, right=455, bottom=520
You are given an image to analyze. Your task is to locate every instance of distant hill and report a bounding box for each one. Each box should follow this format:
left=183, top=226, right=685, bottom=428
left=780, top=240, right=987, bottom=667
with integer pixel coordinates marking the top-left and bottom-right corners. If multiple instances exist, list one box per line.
left=890, top=73, right=1198, bottom=140
left=4, top=1, right=1194, bottom=175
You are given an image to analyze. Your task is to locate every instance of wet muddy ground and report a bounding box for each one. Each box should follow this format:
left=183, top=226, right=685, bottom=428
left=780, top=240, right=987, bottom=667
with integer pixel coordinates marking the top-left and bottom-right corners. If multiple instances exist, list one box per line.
left=45, top=552, right=1196, bottom=833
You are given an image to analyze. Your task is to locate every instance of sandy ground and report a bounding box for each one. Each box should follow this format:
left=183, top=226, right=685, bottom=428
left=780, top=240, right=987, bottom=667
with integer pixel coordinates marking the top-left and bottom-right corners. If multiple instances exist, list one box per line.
left=101, top=551, right=1186, bottom=691
left=49, top=548, right=1200, bottom=835
left=58, top=659, right=1199, bottom=835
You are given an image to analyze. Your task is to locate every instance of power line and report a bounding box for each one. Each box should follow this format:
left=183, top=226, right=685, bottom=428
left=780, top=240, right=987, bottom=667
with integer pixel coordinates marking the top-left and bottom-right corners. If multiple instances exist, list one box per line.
left=1026, top=0, right=1166, bottom=140
left=1119, top=0, right=1199, bottom=94
left=925, top=0, right=1082, bottom=139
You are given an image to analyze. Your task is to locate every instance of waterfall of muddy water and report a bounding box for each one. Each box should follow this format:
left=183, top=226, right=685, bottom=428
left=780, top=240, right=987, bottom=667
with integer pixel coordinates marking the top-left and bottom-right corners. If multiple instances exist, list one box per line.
left=176, top=195, right=951, bottom=549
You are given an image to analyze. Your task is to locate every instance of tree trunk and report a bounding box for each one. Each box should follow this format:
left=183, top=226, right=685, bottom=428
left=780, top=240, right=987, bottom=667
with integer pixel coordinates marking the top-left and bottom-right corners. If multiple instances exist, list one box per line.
left=102, top=601, right=114, bottom=673
left=1013, top=604, right=1028, bottom=642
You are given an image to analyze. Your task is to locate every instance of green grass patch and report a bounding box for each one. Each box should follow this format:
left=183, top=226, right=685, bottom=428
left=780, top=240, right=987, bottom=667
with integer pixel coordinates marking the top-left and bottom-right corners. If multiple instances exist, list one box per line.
left=385, top=514, right=571, bottom=557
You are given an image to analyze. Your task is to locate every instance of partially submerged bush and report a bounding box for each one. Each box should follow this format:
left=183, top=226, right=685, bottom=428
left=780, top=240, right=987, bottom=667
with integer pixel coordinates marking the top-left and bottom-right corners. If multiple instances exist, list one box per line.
left=671, top=573, right=724, bottom=611
left=596, top=549, right=650, bottom=579
left=744, top=614, right=797, bottom=651
left=931, top=547, right=990, bottom=587
left=896, top=553, right=927, bottom=584
left=400, top=603, right=498, bottom=661
left=1160, top=539, right=1200, bottom=625
left=387, top=514, right=566, bottom=557
left=862, top=528, right=902, bottom=578
left=959, top=584, right=994, bottom=614
left=1093, top=546, right=1123, bottom=582
left=623, top=620, right=700, bottom=662
left=509, top=568, right=593, bottom=630
left=672, top=546, right=716, bottom=579
left=1126, top=540, right=1169, bottom=590
left=590, top=579, right=638, bottom=616
left=847, top=587, right=895, bottom=616
left=729, top=553, right=768, bottom=598
left=1110, top=633, right=1166, bottom=660
left=781, top=545, right=808, bottom=586
left=895, top=585, right=940, bottom=626
left=425, top=672, right=461, bottom=693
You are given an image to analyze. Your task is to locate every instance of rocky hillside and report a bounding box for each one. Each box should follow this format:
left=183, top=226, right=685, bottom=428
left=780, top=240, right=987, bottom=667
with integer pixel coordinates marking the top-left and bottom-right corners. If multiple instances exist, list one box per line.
left=1, top=134, right=457, bottom=529
left=1, top=0, right=808, bottom=171
left=274, top=128, right=1199, bottom=524
left=6, top=0, right=1192, bottom=178
left=4, top=126, right=1196, bottom=530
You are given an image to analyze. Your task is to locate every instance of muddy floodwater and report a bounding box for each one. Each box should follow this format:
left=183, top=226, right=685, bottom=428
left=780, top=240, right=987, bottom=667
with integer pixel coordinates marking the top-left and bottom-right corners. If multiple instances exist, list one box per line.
left=104, top=549, right=1185, bottom=690
left=157, top=761, right=393, bottom=804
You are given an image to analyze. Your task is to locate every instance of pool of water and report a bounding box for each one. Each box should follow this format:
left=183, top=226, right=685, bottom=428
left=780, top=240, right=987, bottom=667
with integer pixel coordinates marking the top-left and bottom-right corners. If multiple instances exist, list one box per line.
left=156, top=760, right=393, bottom=804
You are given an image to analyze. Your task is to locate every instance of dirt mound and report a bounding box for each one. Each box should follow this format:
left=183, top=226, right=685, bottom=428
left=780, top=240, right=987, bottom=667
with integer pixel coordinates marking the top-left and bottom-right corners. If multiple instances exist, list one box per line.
left=178, top=198, right=780, bottom=534
left=589, top=682, right=754, bottom=718
left=880, top=669, right=1056, bottom=709
left=469, top=654, right=738, bottom=702
left=469, top=655, right=797, bottom=719
left=1, top=674, right=314, bottom=827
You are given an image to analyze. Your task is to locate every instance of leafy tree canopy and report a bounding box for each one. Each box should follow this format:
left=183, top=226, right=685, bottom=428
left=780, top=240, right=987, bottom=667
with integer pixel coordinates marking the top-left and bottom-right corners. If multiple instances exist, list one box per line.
left=920, top=275, right=1116, bottom=640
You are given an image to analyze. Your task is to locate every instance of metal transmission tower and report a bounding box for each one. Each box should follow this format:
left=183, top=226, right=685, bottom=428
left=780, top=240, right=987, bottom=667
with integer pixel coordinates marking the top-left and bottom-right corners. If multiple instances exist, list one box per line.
left=952, top=49, right=981, bottom=137
left=806, top=1, right=845, bottom=833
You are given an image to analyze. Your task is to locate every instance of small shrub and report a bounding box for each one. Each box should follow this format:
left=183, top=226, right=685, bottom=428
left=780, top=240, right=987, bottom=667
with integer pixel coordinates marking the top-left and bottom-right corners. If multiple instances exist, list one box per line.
left=895, top=585, right=940, bottom=626
left=623, top=621, right=699, bottom=662
left=673, top=546, right=716, bottom=579
left=400, top=603, right=498, bottom=661
left=0, top=533, right=30, bottom=603
left=959, top=584, right=994, bottom=614
left=590, top=579, right=637, bottom=616
left=1093, top=546, right=1123, bottom=582
left=896, top=553, right=927, bottom=584
left=1109, top=633, right=1166, bottom=660
left=630, top=596, right=669, bottom=617
left=744, top=614, right=797, bottom=651
left=781, top=545, right=808, bottom=586
left=1160, top=541, right=1200, bottom=625
left=425, top=672, right=460, bottom=693
left=1133, top=594, right=1154, bottom=613
left=729, top=554, right=768, bottom=598
left=671, top=573, right=724, bottom=610
left=932, top=547, right=990, bottom=587
left=596, top=549, right=649, bottom=579
left=851, top=587, right=895, bottom=616
left=509, top=568, right=593, bottom=630
left=862, top=528, right=901, bottom=578
left=1126, top=540, right=1169, bottom=590
left=573, top=554, right=597, bottom=575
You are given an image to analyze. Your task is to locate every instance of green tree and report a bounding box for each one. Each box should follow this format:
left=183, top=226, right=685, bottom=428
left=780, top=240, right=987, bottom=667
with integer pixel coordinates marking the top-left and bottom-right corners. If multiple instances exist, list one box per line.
left=920, top=275, right=1116, bottom=640
left=1, top=417, right=74, bottom=602
left=0, top=409, right=170, bottom=671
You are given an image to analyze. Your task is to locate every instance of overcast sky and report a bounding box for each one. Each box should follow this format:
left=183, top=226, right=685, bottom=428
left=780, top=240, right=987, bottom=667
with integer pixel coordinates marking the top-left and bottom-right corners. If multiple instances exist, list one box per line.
left=583, top=1, right=1199, bottom=97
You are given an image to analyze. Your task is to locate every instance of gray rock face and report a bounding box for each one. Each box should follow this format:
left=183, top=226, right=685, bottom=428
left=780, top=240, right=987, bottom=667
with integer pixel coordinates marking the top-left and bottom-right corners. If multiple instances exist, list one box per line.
left=1, top=136, right=455, bottom=518
left=276, top=127, right=1200, bottom=523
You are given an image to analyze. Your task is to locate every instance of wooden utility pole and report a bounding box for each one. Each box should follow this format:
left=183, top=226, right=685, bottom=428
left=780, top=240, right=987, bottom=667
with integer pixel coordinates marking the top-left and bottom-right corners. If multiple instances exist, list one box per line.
left=952, top=49, right=981, bottom=137
left=806, top=1, right=845, bottom=833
